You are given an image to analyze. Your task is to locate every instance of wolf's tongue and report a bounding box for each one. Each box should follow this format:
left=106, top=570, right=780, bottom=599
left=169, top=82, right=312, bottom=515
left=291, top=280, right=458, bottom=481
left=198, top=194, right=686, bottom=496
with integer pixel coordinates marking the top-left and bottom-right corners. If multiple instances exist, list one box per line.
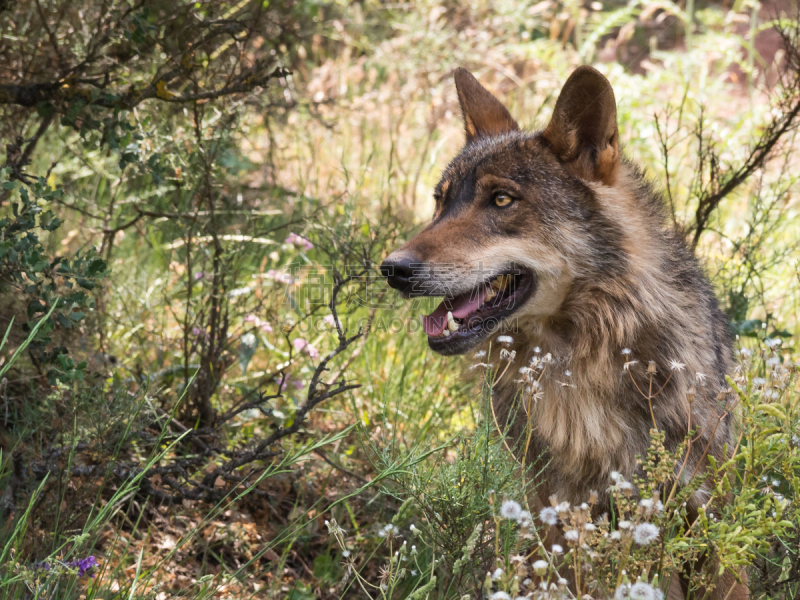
left=422, top=287, right=489, bottom=336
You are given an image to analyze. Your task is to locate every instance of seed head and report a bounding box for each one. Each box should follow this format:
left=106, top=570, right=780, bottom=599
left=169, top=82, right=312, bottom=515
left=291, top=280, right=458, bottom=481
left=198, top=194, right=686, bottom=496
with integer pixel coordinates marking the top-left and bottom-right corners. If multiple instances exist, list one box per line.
left=669, top=360, right=686, bottom=372
left=629, top=582, right=657, bottom=600
left=633, top=523, right=659, bottom=545
left=564, top=529, right=580, bottom=542
left=539, top=507, right=559, bottom=526
left=500, top=500, right=522, bottom=520
left=532, top=560, right=549, bottom=575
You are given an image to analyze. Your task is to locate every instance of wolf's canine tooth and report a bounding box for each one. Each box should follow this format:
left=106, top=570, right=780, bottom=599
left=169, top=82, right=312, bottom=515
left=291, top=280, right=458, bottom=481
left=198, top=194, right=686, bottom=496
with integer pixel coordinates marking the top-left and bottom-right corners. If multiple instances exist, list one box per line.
left=446, top=311, right=459, bottom=332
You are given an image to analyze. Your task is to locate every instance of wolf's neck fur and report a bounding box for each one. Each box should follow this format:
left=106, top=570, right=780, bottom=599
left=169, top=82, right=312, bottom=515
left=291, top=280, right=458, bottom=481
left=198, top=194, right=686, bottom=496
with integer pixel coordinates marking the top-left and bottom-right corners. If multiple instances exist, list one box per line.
left=488, top=163, right=733, bottom=507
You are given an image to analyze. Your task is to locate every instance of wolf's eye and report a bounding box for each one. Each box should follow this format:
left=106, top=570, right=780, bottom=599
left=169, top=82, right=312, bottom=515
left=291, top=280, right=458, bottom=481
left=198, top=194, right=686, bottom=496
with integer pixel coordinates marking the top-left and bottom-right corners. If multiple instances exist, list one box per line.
left=494, top=192, right=513, bottom=207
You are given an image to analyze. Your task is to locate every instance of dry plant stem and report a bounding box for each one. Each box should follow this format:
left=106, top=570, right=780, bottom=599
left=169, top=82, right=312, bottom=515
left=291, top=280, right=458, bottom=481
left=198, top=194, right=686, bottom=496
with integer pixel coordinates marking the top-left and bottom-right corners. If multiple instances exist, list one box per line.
left=689, top=22, right=800, bottom=247
left=523, top=366, right=548, bottom=463
left=665, top=400, right=694, bottom=514
left=648, top=372, right=657, bottom=429
left=616, top=538, right=634, bottom=588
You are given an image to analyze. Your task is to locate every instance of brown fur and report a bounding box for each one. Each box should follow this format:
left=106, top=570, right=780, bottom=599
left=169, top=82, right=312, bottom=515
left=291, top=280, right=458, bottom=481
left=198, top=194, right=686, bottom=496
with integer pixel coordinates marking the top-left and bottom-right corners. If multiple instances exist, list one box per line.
left=382, top=67, right=748, bottom=599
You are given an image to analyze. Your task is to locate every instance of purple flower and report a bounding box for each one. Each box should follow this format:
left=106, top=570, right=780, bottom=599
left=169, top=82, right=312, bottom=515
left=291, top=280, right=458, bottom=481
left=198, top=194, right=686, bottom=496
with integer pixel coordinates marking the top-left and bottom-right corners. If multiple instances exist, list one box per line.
left=69, top=556, right=98, bottom=577
left=192, top=327, right=202, bottom=336
left=292, top=338, right=319, bottom=360
left=285, top=232, right=313, bottom=251
left=245, top=314, right=256, bottom=323
left=278, top=374, right=304, bottom=392
left=261, top=321, right=273, bottom=333
left=194, top=272, right=204, bottom=280
left=31, top=555, right=98, bottom=578
left=266, top=269, right=295, bottom=284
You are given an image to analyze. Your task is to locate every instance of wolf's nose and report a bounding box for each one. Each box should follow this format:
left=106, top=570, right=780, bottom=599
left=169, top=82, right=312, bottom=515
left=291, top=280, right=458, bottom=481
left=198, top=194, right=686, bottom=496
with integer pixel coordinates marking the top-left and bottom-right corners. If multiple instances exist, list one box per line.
left=380, top=256, right=415, bottom=293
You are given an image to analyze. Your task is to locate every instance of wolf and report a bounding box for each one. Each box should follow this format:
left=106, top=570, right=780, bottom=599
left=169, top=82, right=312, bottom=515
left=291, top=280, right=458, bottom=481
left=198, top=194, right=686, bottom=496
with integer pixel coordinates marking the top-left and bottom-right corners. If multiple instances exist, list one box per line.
left=380, top=67, right=747, bottom=599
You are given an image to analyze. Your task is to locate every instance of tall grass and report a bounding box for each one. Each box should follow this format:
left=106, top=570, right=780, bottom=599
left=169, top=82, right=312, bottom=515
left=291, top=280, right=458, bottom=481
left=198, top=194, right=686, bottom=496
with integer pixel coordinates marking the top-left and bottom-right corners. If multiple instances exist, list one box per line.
left=1, top=0, right=798, bottom=598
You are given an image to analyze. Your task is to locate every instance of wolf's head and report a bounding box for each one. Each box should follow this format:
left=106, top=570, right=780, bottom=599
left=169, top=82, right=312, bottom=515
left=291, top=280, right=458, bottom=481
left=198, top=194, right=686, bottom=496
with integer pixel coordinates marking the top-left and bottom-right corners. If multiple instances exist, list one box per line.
left=381, top=66, right=629, bottom=356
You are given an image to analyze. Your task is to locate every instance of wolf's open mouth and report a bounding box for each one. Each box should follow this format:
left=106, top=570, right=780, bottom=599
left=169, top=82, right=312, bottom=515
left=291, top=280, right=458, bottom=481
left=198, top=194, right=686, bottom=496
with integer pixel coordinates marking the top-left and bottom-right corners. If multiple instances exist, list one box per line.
left=422, top=267, right=537, bottom=355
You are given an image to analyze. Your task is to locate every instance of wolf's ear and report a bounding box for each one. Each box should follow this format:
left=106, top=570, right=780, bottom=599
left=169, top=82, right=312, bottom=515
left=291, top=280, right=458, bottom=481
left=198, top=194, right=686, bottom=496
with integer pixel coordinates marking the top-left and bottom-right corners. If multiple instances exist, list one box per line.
left=454, top=68, right=519, bottom=144
left=542, top=66, right=619, bottom=185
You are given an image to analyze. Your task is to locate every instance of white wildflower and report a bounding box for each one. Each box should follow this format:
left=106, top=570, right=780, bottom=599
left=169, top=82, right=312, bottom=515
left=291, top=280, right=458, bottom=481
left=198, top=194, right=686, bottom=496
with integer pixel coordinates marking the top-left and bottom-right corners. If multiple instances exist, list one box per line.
left=564, top=529, right=580, bottom=542
left=623, top=360, right=639, bottom=372
left=490, top=593, right=511, bottom=600
left=764, top=337, right=781, bottom=348
left=378, top=524, right=400, bottom=538
left=629, top=582, right=656, bottom=600
left=622, top=348, right=632, bottom=355
left=533, top=346, right=541, bottom=353
left=474, top=350, right=487, bottom=358
left=633, top=523, right=659, bottom=545
left=500, top=348, right=517, bottom=361
left=584, top=523, right=596, bottom=532
left=552, top=544, right=563, bottom=554
left=610, top=530, right=622, bottom=540
left=766, top=356, right=780, bottom=369
left=618, top=520, right=632, bottom=530
left=491, top=568, right=505, bottom=580
left=497, top=335, right=514, bottom=344
left=342, top=550, right=350, bottom=557
left=610, top=471, right=622, bottom=482
left=695, top=372, right=707, bottom=384
left=539, top=506, right=558, bottom=525
left=669, top=360, right=686, bottom=372
left=616, top=584, right=631, bottom=600
left=500, top=500, right=522, bottom=520
left=517, top=510, right=532, bottom=525
left=470, top=362, right=494, bottom=370
left=558, top=578, right=568, bottom=586
left=739, top=347, right=752, bottom=357
left=532, top=560, right=549, bottom=575
left=564, top=369, right=572, bottom=377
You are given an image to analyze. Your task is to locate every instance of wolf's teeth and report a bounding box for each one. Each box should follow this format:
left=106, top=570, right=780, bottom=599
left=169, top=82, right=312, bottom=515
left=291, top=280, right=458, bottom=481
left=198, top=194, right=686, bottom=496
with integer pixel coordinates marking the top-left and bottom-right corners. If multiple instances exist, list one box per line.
left=447, top=311, right=459, bottom=332
left=485, top=287, right=497, bottom=301
left=490, top=275, right=510, bottom=291
left=442, top=328, right=450, bottom=337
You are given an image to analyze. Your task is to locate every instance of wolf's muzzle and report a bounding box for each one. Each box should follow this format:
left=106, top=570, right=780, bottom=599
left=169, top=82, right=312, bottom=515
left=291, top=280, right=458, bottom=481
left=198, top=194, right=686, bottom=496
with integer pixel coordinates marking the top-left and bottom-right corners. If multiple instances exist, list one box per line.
left=380, top=255, right=416, bottom=293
